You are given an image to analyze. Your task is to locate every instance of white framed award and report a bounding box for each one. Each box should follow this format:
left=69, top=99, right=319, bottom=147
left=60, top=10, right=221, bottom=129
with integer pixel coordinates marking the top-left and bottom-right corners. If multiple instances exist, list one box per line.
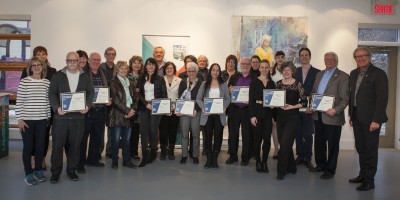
left=204, top=98, right=224, bottom=114
left=61, top=91, right=86, bottom=112
left=93, top=87, right=110, bottom=104
left=263, top=89, right=285, bottom=107
left=311, top=94, right=334, bottom=112
left=231, top=86, right=249, bottom=103
left=175, top=100, right=195, bottom=116
left=151, top=98, right=171, bottom=115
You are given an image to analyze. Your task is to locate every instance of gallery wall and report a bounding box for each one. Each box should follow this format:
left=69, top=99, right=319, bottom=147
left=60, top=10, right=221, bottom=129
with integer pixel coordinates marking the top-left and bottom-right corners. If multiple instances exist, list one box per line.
left=1, top=0, right=400, bottom=149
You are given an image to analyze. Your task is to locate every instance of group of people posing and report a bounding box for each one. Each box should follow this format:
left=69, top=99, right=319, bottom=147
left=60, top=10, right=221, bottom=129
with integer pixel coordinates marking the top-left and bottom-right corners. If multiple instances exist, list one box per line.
left=16, top=46, right=388, bottom=192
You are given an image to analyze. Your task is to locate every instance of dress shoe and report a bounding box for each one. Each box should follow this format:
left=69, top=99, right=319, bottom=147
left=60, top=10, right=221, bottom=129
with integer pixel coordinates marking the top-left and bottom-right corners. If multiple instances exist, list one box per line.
left=356, top=182, right=375, bottom=191
left=256, top=161, right=262, bottom=172
left=67, top=172, right=79, bottom=181
left=123, top=161, right=137, bottom=169
left=320, top=171, right=334, bottom=180
left=240, top=161, right=249, bottom=166
left=304, top=160, right=315, bottom=169
left=277, top=175, right=285, bottom=180
left=87, top=162, right=105, bottom=167
left=132, top=156, right=141, bottom=161
left=50, top=174, right=60, bottom=184
left=76, top=166, right=86, bottom=174
left=349, top=176, right=364, bottom=183
left=261, top=162, right=269, bottom=173
left=193, top=157, right=199, bottom=164
left=225, top=157, right=238, bottom=165
left=138, top=161, right=146, bottom=168
left=295, top=157, right=304, bottom=165
left=309, top=166, right=324, bottom=172
left=180, top=157, right=187, bottom=164
left=111, top=162, right=118, bottom=169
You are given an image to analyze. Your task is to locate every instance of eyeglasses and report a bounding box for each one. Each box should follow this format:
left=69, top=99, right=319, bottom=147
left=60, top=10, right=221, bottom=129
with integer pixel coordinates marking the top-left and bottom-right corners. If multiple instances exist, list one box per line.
left=324, top=59, right=336, bottom=62
left=90, top=59, right=101, bottom=62
left=354, top=54, right=370, bottom=59
left=66, top=59, right=79, bottom=63
left=31, top=64, right=43, bottom=68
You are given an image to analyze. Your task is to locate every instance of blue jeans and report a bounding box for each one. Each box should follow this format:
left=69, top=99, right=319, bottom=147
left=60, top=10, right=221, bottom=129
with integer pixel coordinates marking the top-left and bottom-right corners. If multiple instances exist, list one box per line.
left=111, top=126, right=131, bottom=163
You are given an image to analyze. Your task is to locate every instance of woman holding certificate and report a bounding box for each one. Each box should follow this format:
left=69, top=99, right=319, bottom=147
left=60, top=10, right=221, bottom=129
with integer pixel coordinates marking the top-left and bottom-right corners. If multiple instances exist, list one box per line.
left=138, top=58, right=167, bottom=167
left=16, top=57, right=50, bottom=185
left=196, top=63, right=230, bottom=169
left=107, top=61, right=136, bottom=169
left=275, top=61, right=307, bottom=180
left=160, top=62, right=181, bottom=161
left=249, top=59, right=276, bottom=173
left=177, top=62, right=202, bottom=164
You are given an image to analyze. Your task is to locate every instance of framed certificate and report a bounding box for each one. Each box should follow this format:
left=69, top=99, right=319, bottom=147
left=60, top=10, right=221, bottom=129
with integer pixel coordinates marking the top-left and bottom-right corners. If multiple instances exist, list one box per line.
left=204, top=98, right=224, bottom=114
left=311, top=94, right=334, bottom=112
left=231, top=86, right=249, bottom=103
left=263, top=89, right=285, bottom=107
left=61, top=92, right=86, bottom=112
left=151, top=98, right=171, bottom=115
left=175, top=100, right=195, bottom=116
left=93, top=87, right=110, bottom=104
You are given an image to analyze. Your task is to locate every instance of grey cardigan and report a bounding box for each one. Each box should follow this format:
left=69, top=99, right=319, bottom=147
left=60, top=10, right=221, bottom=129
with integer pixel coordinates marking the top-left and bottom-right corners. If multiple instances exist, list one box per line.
left=196, top=81, right=231, bottom=126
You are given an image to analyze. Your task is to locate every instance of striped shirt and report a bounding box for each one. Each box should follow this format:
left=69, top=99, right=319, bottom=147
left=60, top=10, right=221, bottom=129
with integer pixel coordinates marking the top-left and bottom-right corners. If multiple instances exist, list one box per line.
left=15, top=76, right=51, bottom=120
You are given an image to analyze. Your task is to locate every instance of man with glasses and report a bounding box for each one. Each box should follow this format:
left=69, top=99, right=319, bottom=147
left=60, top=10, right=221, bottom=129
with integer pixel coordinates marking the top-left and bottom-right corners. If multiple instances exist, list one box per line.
left=308, top=52, right=349, bottom=180
left=226, top=57, right=253, bottom=166
left=77, top=52, right=109, bottom=174
left=48, top=52, right=94, bottom=183
left=348, top=47, right=388, bottom=191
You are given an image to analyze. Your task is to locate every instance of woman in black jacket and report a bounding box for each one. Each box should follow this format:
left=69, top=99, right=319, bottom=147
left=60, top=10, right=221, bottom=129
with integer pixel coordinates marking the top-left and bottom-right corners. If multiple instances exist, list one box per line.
left=107, top=61, right=136, bottom=169
left=249, top=59, right=276, bottom=173
left=138, top=58, right=167, bottom=167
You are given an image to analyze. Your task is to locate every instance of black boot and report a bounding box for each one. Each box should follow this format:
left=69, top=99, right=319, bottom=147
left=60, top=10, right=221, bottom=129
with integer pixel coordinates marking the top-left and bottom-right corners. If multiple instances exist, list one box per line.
left=139, top=150, right=149, bottom=168
left=149, top=148, right=157, bottom=163
left=160, top=145, right=167, bottom=161
left=168, top=145, right=175, bottom=160
left=211, top=151, right=219, bottom=168
left=204, top=151, right=212, bottom=169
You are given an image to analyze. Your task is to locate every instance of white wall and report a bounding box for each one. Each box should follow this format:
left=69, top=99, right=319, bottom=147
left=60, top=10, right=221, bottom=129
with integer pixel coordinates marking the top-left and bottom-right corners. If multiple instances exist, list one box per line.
left=2, top=0, right=400, bottom=149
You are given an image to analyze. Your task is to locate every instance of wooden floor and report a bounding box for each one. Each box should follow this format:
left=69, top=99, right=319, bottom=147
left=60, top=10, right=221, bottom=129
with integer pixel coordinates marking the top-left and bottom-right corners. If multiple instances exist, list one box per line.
left=1, top=140, right=399, bottom=200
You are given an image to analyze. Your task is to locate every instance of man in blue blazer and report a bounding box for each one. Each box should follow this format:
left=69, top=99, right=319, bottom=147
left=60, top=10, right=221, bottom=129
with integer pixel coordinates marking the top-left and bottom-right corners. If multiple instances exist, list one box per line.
left=295, top=47, right=320, bottom=168
left=348, top=47, right=388, bottom=191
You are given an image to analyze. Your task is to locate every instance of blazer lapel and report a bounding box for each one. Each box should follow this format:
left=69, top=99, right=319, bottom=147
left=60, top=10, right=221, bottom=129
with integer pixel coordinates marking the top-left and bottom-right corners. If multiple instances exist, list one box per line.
left=324, top=69, right=339, bottom=93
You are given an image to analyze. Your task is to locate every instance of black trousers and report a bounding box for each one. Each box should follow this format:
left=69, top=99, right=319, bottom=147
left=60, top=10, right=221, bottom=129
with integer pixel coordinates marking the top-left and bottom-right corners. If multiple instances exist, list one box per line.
left=204, top=115, right=223, bottom=153
left=51, top=119, right=85, bottom=175
left=277, top=115, right=300, bottom=176
left=159, top=114, right=180, bottom=148
left=22, top=119, right=47, bottom=175
left=352, top=108, right=380, bottom=183
left=314, top=113, right=342, bottom=174
left=296, top=112, right=314, bottom=161
left=228, top=106, right=251, bottom=161
left=252, top=116, right=272, bottom=162
left=79, top=108, right=106, bottom=167
left=140, top=109, right=162, bottom=150
left=130, top=123, right=140, bottom=157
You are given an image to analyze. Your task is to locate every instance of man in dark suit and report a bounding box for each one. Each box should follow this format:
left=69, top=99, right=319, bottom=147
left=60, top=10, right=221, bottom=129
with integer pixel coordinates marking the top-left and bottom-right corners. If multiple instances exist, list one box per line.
left=295, top=47, right=320, bottom=168
left=348, top=47, right=388, bottom=191
left=308, top=52, right=349, bottom=179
